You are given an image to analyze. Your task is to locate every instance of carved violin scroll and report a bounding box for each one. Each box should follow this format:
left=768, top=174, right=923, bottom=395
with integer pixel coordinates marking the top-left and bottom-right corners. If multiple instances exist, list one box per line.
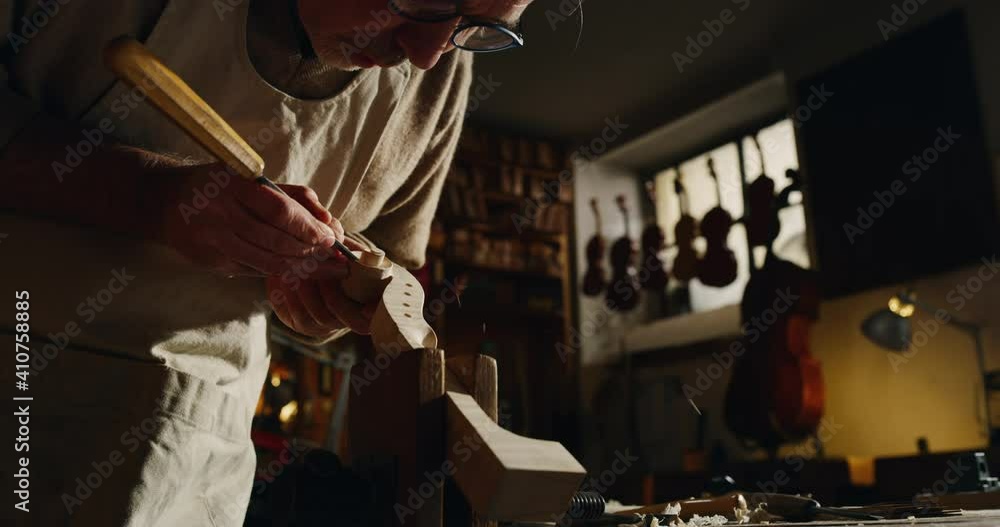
left=341, top=251, right=438, bottom=352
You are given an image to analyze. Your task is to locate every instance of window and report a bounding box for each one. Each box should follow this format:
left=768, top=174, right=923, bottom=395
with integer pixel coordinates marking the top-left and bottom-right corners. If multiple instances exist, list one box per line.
left=653, top=119, right=808, bottom=312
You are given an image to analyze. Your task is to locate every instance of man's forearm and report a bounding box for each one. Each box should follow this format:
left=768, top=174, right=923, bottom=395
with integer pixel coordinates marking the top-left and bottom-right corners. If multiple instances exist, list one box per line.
left=0, top=116, right=184, bottom=240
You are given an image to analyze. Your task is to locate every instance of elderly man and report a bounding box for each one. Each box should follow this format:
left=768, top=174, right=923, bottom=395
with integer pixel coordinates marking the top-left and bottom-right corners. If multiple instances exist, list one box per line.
left=0, top=0, right=530, bottom=524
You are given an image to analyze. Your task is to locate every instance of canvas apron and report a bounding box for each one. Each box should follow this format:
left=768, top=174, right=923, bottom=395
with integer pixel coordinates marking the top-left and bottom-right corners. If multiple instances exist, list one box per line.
left=4, top=1, right=411, bottom=525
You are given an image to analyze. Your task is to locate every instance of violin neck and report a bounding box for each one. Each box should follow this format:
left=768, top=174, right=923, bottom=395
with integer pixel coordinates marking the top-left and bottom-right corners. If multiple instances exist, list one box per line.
left=616, top=197, right=630, bottom=237
left=590, top=200, right=603, bottom=236
left=707, top=158, right=724, bottom=206
left=753, top=135, right=767, bottom=176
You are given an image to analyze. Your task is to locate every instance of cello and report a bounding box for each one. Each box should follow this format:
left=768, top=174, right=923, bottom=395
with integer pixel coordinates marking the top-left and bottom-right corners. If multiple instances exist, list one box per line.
left=723, top=161, right=824, bottom=453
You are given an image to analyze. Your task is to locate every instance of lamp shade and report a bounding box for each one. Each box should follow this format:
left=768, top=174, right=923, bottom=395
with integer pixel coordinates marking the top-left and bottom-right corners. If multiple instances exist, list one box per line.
left=861, top=308, right=912, bottom=352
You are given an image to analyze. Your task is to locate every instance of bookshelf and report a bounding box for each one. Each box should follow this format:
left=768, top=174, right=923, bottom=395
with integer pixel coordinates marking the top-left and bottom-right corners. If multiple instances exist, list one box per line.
left=428, top=126, right=579, bottom=446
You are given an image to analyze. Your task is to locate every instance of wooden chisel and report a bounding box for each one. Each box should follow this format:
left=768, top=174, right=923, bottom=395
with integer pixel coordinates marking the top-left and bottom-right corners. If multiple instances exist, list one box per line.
left=103, top=36, right=357, bottom=261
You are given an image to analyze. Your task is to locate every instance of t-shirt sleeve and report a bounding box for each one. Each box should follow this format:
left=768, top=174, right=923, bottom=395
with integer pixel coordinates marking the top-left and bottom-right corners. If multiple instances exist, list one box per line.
left=0, top=2, right=43, bottom=150
left=362, top=52, right=474, bottom=269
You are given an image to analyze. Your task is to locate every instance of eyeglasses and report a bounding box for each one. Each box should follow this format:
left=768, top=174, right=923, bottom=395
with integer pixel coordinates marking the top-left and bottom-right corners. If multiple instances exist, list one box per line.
left=388, top=0, right=525, bottom=53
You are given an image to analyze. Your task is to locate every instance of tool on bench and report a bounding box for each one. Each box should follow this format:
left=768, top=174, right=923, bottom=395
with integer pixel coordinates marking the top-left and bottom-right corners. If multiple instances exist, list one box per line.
left=752, top=493, right=882, bottom=522
left=617, top=492, right=882, bottom=523
left=103, top=36, right=357, bottom=262
left=619, top=493, right=747, bottom=519
left=102, top=37, right=587, bottom=526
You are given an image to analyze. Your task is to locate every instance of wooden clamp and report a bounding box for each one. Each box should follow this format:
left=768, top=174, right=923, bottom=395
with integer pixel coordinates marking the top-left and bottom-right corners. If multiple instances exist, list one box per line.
left=343, top=253, right=586, bottom=525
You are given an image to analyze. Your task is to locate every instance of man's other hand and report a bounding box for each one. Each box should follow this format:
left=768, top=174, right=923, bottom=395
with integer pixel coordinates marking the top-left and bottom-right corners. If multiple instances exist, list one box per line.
left=267, top=238, right=377, bottom=338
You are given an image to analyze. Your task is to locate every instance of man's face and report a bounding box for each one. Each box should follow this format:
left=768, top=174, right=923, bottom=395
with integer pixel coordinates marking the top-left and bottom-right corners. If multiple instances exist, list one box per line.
left=298, top=0, right=532, bottom=71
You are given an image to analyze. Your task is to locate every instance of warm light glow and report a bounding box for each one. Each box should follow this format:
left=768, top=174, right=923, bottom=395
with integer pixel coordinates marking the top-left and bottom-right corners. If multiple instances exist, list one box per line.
left=847, top=456, right=876, bottom=487
left=888, top=295, right=915, bottom=317
left=270, top=373, right=281, bottom=387
left=278, top=401, right=299, bottom=424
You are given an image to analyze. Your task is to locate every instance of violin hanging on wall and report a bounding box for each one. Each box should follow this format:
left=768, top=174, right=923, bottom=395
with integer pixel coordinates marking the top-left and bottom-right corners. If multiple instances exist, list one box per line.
left=640, top=180, right=669, bottom=291
left=582, top=198, right=608, bottom=296
left=697, top=157, right=738, bottom=287
left=672, top=170, right=699, bottom=283
left=607, top=195, right=640, bottom=311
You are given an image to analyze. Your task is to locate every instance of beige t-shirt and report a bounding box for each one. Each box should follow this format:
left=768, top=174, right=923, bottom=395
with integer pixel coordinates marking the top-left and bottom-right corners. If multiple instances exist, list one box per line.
left=0, top=1, right=472, bottom=388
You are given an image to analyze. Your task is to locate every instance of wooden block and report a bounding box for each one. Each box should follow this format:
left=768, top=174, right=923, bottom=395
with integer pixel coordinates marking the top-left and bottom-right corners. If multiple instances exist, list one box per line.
left=444, top=387, right=585, bottom=521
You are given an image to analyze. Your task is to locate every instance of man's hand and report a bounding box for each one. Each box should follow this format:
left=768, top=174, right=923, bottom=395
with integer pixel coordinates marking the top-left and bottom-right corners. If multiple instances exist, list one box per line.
left=268, top=239, right=377, bottom=339
left=153, top=163, right=346, bottom=278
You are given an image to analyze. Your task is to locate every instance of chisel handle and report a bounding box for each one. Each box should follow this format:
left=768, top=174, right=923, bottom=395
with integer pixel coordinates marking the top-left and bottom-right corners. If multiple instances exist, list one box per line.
left=103, top=36, right=265, bottom=181
left=622, top=494, right=747, bottom=519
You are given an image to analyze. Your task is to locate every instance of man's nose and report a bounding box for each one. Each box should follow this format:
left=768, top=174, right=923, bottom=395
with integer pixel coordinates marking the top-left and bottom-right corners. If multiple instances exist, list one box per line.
left=395, top=21, right=457, bottom=70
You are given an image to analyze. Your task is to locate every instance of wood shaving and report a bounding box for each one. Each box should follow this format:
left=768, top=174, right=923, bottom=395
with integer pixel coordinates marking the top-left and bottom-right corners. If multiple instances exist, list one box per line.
left=662, top=503, right=682, bottom=515
left=671, top=514, right=728, bottom=527
left=731, top=494, right=751, bottom=524
left=747, top=504, right=771, bottom=524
